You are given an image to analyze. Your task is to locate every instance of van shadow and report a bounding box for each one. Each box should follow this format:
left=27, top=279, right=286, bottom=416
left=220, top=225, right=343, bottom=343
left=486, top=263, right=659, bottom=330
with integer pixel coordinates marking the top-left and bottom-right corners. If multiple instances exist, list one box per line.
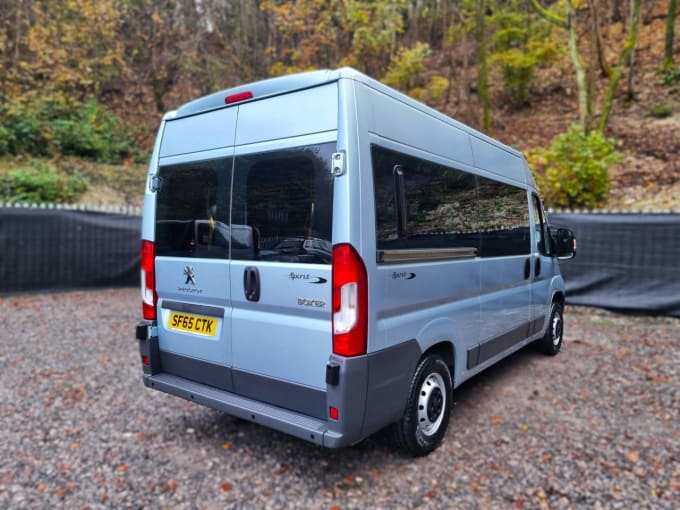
left=180, top=344, right=543, bottom=487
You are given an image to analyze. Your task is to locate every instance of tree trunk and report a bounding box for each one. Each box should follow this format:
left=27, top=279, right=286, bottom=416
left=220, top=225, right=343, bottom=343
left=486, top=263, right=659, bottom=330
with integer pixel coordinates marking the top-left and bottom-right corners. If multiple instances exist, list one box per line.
left=626, top=0, right=640, bottom=100
left=664, top=0, right=678, bottom=66
left=566, top=0, right=593, bottom=132
left=528, top=0, right=592, bottom=131
left=476, top=0, right=491, bottom=134
left=598, top=0, right=642, bottom=132
left=611, top=0, right=624, bottom=22
left=626, top=32, right=637, bottom=100
left=588, top=0, right=610, bottom=77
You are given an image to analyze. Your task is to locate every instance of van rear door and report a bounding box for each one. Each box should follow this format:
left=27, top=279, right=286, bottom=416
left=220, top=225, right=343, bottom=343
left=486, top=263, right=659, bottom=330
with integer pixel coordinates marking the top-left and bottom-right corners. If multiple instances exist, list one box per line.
left=228, top=140, right=336, bottom=419
left=153, top=107, right=237, bottom=391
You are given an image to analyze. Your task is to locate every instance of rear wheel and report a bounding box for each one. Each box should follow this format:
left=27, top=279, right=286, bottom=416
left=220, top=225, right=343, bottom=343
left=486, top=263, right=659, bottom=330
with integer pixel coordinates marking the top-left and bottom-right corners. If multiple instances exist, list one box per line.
left=536, top=301, right=563, bottom=356
left=391, top=355, right=452, bottom=456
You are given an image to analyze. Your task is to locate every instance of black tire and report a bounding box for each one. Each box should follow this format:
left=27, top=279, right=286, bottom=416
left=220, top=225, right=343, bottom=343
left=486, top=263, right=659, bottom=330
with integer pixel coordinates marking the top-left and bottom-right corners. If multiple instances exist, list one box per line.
left=536, top=301, right=564, bottom=356
left=391, top=355, right=452, bottom=456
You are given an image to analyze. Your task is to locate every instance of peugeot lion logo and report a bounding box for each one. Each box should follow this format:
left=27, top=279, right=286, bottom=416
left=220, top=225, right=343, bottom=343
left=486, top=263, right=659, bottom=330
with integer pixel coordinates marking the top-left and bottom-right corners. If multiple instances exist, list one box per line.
left=183, top=265, right=196, bottom=285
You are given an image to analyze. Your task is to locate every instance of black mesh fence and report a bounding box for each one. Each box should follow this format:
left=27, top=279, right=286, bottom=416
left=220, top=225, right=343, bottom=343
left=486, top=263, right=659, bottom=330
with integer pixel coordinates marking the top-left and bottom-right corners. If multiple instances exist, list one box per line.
left=0, top=207, right=141, bottom=294
left=550, top=213, right=680, bottom=318
left=1, top=207, right=679, bottom=317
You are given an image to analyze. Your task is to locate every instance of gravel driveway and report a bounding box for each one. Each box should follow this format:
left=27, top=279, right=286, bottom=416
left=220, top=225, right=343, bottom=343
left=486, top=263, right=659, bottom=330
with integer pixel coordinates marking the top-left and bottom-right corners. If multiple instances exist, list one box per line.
left=0, top=289, right=677, bottom=509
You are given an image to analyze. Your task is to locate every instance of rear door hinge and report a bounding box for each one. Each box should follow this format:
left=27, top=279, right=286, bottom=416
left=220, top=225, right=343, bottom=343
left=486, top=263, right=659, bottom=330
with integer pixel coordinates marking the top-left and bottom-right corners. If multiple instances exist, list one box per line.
left=149, top=174, right=162, bottom=192
left=331, top=152, right=345, bottom=177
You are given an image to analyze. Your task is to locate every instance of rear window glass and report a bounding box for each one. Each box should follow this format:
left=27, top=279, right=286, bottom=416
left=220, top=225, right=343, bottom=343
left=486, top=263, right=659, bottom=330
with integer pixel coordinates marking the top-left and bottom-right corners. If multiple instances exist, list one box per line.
left=154, top=142, right=334, bottom=263
left=231, top=143, right=335, bottom=264
left=155, top=158, right=231, bottom=258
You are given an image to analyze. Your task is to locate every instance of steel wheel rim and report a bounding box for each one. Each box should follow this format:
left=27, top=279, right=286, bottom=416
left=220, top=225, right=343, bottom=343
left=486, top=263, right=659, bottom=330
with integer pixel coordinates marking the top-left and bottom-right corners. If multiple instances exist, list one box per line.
left=417, top=372, right=446, bottom=437
left=552, top=310, right=563, bottom=347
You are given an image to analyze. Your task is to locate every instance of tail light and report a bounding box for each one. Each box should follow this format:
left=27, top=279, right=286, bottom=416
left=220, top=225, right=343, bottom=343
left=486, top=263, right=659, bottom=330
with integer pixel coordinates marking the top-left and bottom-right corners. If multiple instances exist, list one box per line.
left=332, top=244, right=368, bottom=356
left=141, top=240, right=157, bottom=320
left=225, top=91, right=253, bottom=104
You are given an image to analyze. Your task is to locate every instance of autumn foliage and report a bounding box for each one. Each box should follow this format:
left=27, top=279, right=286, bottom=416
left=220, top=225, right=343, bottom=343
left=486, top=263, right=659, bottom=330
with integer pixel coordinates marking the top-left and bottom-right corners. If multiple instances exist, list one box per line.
left=0, top=0, right=678, bottom=208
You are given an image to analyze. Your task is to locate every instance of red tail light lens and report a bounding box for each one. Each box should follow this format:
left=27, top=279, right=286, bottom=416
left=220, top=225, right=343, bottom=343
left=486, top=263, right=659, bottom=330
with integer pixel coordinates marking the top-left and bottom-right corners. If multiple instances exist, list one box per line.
left=332, top=244, right=368, bottom=357
left=141, top=240, right=157, bottom=320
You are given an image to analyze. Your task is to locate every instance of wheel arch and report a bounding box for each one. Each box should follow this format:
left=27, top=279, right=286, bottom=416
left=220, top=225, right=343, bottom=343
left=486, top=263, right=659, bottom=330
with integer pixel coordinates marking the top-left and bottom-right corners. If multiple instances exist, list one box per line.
left=415, top=318, right=459, bottom=386
left=422, top=341, right=455, bottom=377
left=552, top=290, right=565, bottom=307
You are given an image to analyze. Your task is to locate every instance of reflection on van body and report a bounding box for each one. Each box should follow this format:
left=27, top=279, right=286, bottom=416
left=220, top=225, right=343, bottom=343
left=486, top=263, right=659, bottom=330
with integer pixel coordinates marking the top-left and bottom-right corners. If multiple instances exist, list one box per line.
left=136, top=68, right=575, bottom=456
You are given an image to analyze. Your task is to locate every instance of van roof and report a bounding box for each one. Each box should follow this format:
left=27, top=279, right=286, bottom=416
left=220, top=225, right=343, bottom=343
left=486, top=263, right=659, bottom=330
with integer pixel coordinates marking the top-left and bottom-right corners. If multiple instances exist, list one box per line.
left=174, top=69, right=342, bottom=119
left=171, top=67, right=525, bottom=163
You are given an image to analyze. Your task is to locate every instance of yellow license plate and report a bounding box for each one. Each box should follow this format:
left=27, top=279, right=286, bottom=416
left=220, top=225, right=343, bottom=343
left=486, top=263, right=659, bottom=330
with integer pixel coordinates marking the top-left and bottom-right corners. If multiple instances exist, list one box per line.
left=168, top=312, right=217, bottom=336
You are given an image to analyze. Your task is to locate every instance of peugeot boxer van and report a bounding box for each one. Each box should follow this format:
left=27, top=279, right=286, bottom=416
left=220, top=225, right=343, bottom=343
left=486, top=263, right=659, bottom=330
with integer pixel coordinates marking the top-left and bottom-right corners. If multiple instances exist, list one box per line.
left=136, top=68, right=575, bottom=456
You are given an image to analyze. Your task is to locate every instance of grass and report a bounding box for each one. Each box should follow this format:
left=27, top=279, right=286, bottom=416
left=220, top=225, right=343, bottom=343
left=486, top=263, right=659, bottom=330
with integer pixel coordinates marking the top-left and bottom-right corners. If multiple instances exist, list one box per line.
left=0, top=156, right=147, bottom=206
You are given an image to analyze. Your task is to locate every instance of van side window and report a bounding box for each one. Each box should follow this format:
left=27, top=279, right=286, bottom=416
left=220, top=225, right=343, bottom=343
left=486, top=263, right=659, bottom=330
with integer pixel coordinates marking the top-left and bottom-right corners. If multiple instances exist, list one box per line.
left=477, top=177, right=530, bottom=257
left=231, top=142, right=335, bottom=264
left=372, top=145, right=479, bottom=253
left=531, top=194, right=551, bottom=256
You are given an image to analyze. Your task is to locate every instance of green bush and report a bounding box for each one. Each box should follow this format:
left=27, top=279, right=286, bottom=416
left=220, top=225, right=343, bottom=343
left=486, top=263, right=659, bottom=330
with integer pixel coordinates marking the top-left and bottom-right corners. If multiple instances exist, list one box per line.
left=490, top=11, right=558, bottom=108
left=649, top=103, right=673, bottom=118
left=532, top=125, right=621, bottom=209
left=0, top=99, right=139, bottom=163
left=0, top=164, right=88, bottom=204
left=658, top=63, right=680, bottom=86
left=382, top=42, right=431, bottom=92
left=0, top=104, right=50, bottom=157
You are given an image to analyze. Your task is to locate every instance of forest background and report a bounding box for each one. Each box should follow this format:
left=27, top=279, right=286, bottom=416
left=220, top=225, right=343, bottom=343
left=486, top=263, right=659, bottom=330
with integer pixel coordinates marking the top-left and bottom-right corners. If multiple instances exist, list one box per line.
left=0, top=0, right=678, bottom=210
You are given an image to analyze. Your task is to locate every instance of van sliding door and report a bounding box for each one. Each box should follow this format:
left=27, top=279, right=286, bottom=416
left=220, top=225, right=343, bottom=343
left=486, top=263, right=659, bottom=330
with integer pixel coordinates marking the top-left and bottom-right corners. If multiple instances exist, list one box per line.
left=476, top=179, right=532, bottom=366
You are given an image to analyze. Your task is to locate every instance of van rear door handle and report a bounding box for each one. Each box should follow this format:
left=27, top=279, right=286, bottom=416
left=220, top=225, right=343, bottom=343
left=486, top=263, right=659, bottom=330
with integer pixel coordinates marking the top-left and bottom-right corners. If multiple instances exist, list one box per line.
left=535, top=257, right=541, bottom=277
left=524, top=258, right=531, bottom=280
left=243, top=266, right=260, bottom=302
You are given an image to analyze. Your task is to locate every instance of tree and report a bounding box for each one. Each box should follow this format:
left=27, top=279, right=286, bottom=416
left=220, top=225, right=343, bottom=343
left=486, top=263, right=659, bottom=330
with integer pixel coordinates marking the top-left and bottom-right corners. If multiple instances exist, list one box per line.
left=344, top=1, right=406, bottom=77
left=598, top=0, right=643, bottom=132
left=19, top=0, right=125, bottom=102
left=476, top=0, right=491, bottom=133
left=529, top=0, right=593, bottom=132
left=260, top=0, right=351, bottom=75
left=121, top=0, right=199, bottom=113
left=489, top=0, right=559, bottom=108
left=664, top=0, right=678, bottom=68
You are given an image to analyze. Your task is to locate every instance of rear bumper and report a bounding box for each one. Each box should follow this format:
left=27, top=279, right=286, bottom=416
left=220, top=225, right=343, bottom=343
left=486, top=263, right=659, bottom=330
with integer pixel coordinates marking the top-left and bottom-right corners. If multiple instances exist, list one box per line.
left=143, top=372, right=350, bottom=447
left=137, top=320, right=354, bottom=447
left=136, top=321, right=420, bottom=448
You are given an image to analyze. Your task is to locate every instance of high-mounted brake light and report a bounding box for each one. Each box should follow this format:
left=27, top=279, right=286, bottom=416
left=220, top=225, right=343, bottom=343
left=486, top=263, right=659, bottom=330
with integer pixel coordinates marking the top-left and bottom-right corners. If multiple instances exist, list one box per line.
left=141, top=240, right=157, bottom=320
left=332, top=244, right=368, bottom=357
left=225, top=91, right=253, bottom=104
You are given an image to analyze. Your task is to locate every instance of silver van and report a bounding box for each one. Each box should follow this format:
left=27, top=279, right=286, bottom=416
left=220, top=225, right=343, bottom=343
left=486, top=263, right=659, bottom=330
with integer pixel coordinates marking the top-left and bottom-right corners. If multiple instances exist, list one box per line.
left=136, top=68, right=576, bottom=456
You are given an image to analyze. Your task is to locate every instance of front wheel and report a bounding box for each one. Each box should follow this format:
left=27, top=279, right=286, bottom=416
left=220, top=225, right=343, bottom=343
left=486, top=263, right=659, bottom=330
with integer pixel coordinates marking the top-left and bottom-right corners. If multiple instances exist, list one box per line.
left=536, top=301, right=564, bottom=356
left=391, top=355, right=452, bottom=456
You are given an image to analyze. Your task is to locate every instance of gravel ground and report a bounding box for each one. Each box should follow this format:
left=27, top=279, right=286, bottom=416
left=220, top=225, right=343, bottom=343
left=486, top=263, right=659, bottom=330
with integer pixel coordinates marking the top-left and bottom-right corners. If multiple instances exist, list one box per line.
left=0, top=288, right=678, bottom=509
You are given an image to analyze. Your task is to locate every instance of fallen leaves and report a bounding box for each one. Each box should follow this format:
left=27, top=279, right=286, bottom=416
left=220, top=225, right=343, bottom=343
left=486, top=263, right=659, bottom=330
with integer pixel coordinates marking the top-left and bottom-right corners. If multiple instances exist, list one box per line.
left=220, top=482, right=233, bottom=492
left=645, top=374, right=672, bottom=383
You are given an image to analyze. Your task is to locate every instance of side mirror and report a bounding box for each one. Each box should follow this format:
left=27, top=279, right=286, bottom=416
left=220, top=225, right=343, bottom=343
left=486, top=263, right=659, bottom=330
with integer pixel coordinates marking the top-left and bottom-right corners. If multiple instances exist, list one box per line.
left=549, top=227, right=576, bottom=260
